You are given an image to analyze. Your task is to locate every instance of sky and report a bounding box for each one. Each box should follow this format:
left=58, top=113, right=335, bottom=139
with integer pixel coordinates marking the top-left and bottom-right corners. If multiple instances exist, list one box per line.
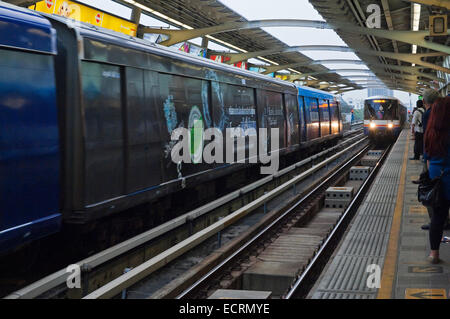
left=77, top=0, right=418, bottom=105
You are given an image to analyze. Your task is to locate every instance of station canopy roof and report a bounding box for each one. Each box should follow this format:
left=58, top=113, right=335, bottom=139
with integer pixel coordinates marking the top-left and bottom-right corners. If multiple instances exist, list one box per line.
left=8, top=0, right=449, bottom=94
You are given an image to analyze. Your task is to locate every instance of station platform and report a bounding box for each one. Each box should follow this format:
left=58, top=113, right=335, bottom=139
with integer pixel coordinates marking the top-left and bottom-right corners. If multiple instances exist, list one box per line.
left=310, top=129, right=450, bottom=299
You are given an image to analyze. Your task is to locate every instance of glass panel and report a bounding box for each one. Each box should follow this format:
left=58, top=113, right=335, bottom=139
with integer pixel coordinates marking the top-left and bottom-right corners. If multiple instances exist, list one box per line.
left=81, top=61, right=124, bottom=204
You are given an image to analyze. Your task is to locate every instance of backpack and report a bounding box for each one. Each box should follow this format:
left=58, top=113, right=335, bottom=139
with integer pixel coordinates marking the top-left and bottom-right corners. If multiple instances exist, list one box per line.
left=415, top=108, right=424, bottom=128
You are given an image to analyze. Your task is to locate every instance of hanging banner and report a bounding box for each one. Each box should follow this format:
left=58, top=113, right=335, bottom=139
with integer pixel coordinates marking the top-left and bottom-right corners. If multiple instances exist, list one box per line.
left=29, top=0, right=137, bottom=37
left=210, top=55, right=224, bottom=63
left=234, top=61, right=248, bottom=70
left=178, top=42, right=191, bottom=53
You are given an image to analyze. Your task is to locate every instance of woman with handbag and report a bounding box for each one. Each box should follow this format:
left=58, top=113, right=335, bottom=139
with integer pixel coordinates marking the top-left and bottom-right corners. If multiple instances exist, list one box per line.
left=424, top=96, right=450, bottom=264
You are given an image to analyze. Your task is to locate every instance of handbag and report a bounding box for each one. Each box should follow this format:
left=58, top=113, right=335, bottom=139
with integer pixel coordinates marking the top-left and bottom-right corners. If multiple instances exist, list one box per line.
left=417, top=164, right=447, bottom=208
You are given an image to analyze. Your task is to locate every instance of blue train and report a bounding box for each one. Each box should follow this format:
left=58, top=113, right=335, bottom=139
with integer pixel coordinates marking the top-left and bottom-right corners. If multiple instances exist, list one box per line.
left=0, top=3, right=343, bottom=254
left=363, top=96, right=407, bottom=141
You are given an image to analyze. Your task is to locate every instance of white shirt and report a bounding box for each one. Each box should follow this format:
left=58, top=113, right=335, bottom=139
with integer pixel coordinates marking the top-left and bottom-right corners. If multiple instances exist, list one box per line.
left=412, top=108, right=425, bottom=133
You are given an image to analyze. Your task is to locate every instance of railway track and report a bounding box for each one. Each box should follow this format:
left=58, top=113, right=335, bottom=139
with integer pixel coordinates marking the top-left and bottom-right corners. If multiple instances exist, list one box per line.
left=5, top=125, right=368, bottom=299
left=173, top=144, right=390, bottom=299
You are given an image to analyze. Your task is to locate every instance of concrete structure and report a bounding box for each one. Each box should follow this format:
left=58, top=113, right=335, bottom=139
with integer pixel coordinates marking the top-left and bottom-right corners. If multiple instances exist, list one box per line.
left=310, top=130, right=450, bottom=299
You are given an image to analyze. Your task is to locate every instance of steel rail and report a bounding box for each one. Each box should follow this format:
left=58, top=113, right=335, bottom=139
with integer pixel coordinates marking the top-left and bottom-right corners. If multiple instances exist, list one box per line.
left=83, top=137, right=368, bottom=299
left=284, top=146, right=391, bottom=299
left=176, top=142, right=370, bottom=299
left=5, top=128, right=363, bottom=299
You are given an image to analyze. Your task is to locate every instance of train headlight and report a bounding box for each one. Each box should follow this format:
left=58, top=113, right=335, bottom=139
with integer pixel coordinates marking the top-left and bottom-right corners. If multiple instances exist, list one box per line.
left=370, top=122, right=376, bottom=129
left=388, top=123, right=394, bottom=129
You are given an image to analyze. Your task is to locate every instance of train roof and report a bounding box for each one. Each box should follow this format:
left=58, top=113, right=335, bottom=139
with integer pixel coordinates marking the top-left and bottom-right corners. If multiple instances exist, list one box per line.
left=296, top=85, right=336, bottom=100
left=365, top=95, right=407, bottom=108
left=365, top=95, right=399, bottom=101
left=38, top=11, right=297, bottom=91
left=0, top=2, right=56, bottom=54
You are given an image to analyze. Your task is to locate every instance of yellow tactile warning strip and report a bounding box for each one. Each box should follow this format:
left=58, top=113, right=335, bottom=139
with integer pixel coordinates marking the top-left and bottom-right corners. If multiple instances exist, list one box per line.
left=405, top=288, right=447, bottom=299
left=408, top=205, right=428, bottom=215
left=376, top=135, right=409, bottom=299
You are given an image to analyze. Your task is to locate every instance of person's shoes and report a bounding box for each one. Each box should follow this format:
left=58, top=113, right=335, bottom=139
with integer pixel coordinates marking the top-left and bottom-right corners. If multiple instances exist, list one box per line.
left=412, top=180, right=421, bottom=184
left=409, top=157, right=420, bottom=160
left=421, top=224, right=430, bottom=230
left=427, top=255, right=441, bottom=264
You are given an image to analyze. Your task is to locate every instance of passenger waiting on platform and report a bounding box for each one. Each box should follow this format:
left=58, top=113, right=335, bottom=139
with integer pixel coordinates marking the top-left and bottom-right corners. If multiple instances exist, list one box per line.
left=423, top=96, right=450, bottom=264
left=410, top=100, right=425, bottom=160
left=412, top=89, right=442, bottom=231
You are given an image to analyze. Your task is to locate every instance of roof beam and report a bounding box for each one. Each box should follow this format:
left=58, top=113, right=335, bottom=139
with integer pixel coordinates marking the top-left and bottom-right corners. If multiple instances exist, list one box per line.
left=369, top=63, right=445, bottom=82
left=402, top=0, right=450, bottom=10
left=262, top=59, right=366, bottom=74
left=218, top=46, right=448, bottom=74
left=360, top=51, right=449, bottom=73
left=381, top=0, right=401, bottom=66
left=138, top=19, right=450, bottom=54
left=214, top=45, right=353, bottom=65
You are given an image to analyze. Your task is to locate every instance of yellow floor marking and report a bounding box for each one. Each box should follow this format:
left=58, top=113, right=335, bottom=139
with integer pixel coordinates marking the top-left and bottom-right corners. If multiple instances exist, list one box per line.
left=405, top=288, right=447, bottom=299
left=409, top=175, right=419, bottom=181
left=408, top=205, right=428, bottom=215
left=401, top=261, right=431, bottom=265
left=409, top=266, right=442, bottom=273
left=377, top=133, right=409, bottom=299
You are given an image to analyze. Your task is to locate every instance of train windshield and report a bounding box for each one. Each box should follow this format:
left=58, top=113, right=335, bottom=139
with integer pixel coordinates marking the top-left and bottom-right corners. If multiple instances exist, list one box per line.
left=364, top=99, right=398, bottom=120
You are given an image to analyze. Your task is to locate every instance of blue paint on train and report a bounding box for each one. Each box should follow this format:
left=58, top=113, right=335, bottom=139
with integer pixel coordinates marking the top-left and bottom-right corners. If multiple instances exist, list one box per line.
left=0, top=3, right=60, bottom=254
left=296, top=85, right=338, bottom=141
left=0, top=2, right=56, bottom=54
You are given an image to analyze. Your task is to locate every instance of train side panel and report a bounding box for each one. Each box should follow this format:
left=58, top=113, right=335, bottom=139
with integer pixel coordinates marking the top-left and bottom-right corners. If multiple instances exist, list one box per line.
left=0, top=4, right=61, bottom=253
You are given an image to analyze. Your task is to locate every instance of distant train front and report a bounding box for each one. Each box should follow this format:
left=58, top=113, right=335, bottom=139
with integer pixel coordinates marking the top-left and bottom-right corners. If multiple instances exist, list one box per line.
left=363, top=96, right=406, bottom=140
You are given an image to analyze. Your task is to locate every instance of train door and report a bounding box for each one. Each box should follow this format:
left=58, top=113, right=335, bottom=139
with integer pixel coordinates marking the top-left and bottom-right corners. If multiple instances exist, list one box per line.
left=122, top=67, right=162, bottom=194
left=81, top=61, right=125, bottom=205
left=305, top=97, right=320, bottom=140
left=297, top=95, right=307, bottom=142
left=256, top=90, right=286, bottom=154
left=284, top=93, right=300, bottom=147
left=319, top=98, right=331, bottom=137
left=329, top=99, right=340, bottom=134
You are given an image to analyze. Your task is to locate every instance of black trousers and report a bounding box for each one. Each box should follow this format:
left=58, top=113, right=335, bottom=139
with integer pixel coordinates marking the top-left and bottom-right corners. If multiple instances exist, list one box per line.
left=414, top=132, right=423, bottom=159
left=429, top=200, right=450, bottom=250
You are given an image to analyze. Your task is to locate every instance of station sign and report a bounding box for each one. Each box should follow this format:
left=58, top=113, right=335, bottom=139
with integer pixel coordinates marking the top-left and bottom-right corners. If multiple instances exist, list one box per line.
left=29, top=0, right=137, bottom=37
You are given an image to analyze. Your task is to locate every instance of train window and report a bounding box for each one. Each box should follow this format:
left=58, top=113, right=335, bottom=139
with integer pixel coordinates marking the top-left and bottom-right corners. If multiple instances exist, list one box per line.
left=329, top=100, right=340, bottom=133
left=364, top=99, right=398, bottom=120
left=284, top=94, right=300, bottom=147
left=319, top=99, right=330, bottom=121
left=159, top=74, right=207, bottom=134
left=0, top=49, right=59, bottom=232
left=219, top=83, right=257, bottom=133
left=81, top=61, right=124, bottom=204
left=297, top=95, right=307, bottom=142
left=158, top=74, right=211, bottom=177
left=259, top=90, right=285, bottom=149
left=305, top=97, right=319, bottom=122
left=124, top=67, right=162, bottom=193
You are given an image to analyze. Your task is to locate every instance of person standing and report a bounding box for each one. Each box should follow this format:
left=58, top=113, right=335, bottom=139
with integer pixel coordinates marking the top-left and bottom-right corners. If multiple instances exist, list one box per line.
left=424, top=97, right=450, bottom=264
left=411, top=90, right=442, bottom=231
left=410, top=100, right=425, bottom=160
